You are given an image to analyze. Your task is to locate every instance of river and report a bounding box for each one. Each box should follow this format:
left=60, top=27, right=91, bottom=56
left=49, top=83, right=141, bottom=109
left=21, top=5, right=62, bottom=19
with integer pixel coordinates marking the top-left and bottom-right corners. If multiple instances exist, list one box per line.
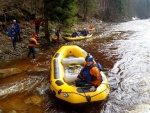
left=0, top=19, right=150, bottom=113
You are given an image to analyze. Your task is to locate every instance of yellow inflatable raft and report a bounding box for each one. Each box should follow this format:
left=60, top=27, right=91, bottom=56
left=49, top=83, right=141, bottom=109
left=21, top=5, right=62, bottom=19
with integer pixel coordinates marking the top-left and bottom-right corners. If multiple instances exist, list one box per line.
left=62, top=34, right=93, bottom=42
left=50, top=45, right=110, bottom=104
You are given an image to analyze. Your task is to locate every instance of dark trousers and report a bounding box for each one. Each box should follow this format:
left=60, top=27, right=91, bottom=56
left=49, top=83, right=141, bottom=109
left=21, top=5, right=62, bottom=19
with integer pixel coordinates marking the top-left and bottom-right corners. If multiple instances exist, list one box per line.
left=28, top=46, right=36, bottom=59
left=11, top=37, right=17, bottom=50
left=35, top=26, right=40, bottom=34
left=75, top=79, right=93, bottom=87
left=16, top=32, right=21, bottom=41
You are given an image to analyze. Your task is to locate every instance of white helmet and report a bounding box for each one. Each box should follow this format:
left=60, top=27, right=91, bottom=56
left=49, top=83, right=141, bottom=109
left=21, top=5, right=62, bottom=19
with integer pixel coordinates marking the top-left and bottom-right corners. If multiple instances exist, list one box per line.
left=13, top=19, right=16, bottom=23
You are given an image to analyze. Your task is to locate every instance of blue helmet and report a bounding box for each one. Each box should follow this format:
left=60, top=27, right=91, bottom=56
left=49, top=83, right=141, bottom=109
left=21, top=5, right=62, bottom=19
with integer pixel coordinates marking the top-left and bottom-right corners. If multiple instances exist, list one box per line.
left=85, top=55, right=94, bottom=62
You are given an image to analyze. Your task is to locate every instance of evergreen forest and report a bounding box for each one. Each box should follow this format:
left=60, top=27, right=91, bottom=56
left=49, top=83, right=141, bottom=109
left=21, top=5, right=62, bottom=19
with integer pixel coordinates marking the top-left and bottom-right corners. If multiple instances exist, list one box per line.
left=0, top=0, right=150, bottom=39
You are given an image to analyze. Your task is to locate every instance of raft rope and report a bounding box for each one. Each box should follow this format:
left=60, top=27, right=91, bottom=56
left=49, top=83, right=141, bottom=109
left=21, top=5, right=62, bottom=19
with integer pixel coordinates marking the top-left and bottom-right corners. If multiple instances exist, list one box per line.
left=50, top=82, right=110, bottom=98
left=81, top=86, right=86, bottom=96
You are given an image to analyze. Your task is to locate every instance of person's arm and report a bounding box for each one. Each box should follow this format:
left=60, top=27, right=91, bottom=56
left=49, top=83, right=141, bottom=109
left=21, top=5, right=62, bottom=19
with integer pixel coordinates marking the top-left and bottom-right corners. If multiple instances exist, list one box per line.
left=32, top=38, right=40, bottom=45
left=8, top=28, right=12, bottom=40
left=8, top=28, right=11, bottom=37
left=91, top=67, right=101, bottom=87
left=8, top=28, right=14, bottom=37
left=77, top=32, right=80, bottom=37
left=89, top=67, right=101, bottom=91
left=87, top=30, right=89, bottom=34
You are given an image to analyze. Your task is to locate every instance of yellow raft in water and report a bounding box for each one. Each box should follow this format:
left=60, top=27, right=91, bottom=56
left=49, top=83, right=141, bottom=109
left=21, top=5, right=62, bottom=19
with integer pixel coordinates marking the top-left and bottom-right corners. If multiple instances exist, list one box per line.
left=62, top=34, right=93, bottom=42
left=50, top=45, right=110, bottom=104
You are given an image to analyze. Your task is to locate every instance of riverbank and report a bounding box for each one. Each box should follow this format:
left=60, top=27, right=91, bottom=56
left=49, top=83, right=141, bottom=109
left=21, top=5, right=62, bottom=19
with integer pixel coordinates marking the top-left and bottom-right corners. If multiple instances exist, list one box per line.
left=0, top=19, right=109, bottom=63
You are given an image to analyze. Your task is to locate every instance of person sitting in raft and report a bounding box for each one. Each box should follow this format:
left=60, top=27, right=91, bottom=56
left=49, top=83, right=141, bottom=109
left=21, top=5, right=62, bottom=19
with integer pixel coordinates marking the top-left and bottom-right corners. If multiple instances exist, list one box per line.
left=81, top=28, right=89, bottom=36
left=75, top=54, right=102, bottom=92
left=72, top=28, right=80, bottom=37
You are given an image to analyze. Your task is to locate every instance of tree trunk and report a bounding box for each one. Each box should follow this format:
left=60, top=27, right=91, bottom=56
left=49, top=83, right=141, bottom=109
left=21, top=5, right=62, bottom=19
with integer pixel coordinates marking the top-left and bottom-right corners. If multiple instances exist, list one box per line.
left=43, top=0, right=49, bottom=42
left=83, top=0, right=87, bottom=21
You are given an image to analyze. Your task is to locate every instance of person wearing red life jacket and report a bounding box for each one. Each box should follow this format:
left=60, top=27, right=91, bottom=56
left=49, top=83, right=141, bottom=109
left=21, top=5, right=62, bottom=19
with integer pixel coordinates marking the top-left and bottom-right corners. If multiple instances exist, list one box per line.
left=27, top=33, right=40, bottom=59
left=75, top=54, right=102, bottom=92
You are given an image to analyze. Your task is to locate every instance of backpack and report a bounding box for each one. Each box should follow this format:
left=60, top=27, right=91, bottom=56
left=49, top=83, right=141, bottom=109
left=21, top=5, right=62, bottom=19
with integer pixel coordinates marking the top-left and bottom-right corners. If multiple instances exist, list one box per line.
left=95, top=62, right=103, bottom=82
left=96, top=62, right=103, bottom=71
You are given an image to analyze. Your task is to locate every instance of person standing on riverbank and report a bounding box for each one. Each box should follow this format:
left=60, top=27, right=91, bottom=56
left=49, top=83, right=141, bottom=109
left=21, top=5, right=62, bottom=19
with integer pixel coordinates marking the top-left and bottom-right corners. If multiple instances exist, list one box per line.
left=8, top=24, right=17, bottom=50
left=13, top=19, right=21, bottom=41
left=32, top=18, right=42, bottom=35
left=27, top=33, right=40, bottom=60
left=55, top=29, right=60, bottom=43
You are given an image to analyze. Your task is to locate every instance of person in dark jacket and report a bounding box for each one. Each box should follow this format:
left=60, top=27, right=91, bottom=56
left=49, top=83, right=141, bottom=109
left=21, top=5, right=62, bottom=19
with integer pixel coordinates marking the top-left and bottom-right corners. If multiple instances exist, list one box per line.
left=27, top=33, right=40, bottom=59
left=75, top=54, right=102, bottom=92
left=81, top=28, right=89, bottom=36
left=13, top=19, right=21, bottom=41
left=8, top=24, right=17, bottom=50
left=72, top=28, right=80, bottom=37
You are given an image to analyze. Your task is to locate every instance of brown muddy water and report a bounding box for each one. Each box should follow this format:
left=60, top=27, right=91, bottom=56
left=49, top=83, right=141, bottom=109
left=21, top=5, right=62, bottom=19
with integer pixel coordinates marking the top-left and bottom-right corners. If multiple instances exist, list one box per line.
left=0, top=19, right=150, bottom=113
